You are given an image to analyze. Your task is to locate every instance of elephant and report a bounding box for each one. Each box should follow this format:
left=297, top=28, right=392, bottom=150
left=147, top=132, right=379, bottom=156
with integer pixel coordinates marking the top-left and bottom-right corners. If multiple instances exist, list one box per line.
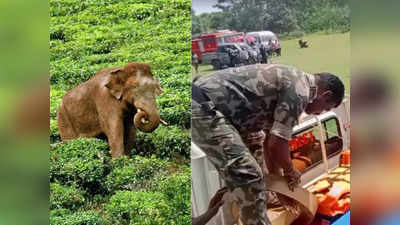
left=57, top=62, right=163, bottom=158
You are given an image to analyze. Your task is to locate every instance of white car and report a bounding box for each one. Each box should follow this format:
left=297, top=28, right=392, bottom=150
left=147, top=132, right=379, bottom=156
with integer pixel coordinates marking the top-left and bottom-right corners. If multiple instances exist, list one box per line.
left=245, top=31, right=281, bottom=55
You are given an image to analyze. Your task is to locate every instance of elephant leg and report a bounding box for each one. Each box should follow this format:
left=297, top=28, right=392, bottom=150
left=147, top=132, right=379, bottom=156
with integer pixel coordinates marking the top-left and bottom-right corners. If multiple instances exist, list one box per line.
left=57, top=105, right=78, bottom=141
left=104, top=115, right=125, bottom=159
left=124, top=124, right=136, bottom=154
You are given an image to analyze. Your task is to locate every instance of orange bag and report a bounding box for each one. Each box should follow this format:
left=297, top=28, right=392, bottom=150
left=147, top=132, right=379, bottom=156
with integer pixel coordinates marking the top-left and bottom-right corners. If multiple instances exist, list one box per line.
left=340, top=150, right=350, bottom=166
left=317, top=183, right=350, bottom=216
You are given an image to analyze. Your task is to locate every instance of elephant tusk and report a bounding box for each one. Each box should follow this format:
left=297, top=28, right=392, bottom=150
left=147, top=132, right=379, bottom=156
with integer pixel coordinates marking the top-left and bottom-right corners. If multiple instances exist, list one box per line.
left=160, top=119, right=168, bottom=126
left=141, top=117, right=149, bottom=124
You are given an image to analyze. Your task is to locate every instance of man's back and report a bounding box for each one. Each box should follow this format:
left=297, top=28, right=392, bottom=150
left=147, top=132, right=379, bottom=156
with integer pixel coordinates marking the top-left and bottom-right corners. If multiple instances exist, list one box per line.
left=194, top=64, right=315, bottom=136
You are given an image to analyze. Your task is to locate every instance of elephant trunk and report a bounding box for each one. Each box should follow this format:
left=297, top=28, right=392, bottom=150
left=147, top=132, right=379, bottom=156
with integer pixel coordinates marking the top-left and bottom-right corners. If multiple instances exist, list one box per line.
left=134, top=107, right=160, bottom=133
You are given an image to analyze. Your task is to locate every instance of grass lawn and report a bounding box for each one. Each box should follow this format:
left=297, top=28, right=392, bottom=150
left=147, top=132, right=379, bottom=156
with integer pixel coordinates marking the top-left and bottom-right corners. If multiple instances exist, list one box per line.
left=195, top=32, right=350, bottom=93
left=273, top=32, right=350, bottom=93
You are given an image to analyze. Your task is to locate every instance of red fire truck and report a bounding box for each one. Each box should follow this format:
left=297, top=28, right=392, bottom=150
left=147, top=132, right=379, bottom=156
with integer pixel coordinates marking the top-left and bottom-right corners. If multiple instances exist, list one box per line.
left=191, top=30, right=244, bottom=62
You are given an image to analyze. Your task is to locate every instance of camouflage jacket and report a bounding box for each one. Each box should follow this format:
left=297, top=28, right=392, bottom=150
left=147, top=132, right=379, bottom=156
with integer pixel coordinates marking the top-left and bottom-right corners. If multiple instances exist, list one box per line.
left=193, top=64, right=317, bottom=141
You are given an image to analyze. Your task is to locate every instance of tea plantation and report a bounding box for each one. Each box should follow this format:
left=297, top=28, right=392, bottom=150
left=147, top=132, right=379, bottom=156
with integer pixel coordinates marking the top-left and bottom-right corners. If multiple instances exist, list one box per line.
left=50, top=0, right=191, bottom=224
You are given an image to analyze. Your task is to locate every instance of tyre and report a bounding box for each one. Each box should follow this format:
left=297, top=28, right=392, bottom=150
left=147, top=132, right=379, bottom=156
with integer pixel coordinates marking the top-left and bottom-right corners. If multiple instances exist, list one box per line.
left=249, top=57, right=256, bottom=64
left=231, top=57, right=240, bottom=67
left=212, top=60, right=221, bottom=70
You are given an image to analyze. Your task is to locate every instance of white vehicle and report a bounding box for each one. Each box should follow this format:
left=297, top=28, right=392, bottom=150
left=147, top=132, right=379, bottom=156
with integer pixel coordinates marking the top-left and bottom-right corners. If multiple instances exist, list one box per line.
left=245, top=31, right=280, bottom=52
left=191, top=97, right=350, bottom=225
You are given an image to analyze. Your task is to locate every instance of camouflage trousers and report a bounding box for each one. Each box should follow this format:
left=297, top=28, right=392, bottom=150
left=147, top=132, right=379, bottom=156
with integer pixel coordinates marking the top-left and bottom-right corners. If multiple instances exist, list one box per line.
left=192, top=99, right=271, bottom=225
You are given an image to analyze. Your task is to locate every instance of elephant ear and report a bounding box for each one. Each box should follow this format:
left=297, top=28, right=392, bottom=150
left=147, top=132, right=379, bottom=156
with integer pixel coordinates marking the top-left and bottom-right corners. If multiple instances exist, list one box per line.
left=105, top=68, right=124, bottom=100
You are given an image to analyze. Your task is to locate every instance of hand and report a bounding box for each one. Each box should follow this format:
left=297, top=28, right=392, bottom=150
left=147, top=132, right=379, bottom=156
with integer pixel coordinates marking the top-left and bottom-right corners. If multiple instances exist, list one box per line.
left=208, top=187, right=228, bottom=210
left=284, top=167, right=301, bottom=191
left=205, top=199, right=225, bottom=220
left=192, top=187, right=228, bottom=225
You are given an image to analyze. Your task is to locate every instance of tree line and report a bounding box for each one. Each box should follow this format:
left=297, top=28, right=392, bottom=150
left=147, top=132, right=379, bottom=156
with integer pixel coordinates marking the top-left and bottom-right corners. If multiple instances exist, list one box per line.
left=192, top=0, right=349, bottom=37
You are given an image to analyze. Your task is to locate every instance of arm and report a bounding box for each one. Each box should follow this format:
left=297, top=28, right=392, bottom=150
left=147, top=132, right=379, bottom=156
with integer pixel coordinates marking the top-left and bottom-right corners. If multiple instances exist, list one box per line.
left=264, top=134, right=292, bottom=175
left=192, top=187, right=227, bottom=225
left=265, top=80, right=305, bottom=189
left=192, top=201, right=224, bottom=225
left=264, top=134, right=301, bottom=191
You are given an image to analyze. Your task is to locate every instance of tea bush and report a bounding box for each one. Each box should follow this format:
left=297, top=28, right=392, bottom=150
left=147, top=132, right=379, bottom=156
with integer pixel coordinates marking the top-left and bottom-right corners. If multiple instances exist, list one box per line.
left=134, top=125, right=190, bottom=159
left=50, top=119, right=60, bottom=143
left=105, top=191, right=170, bottom=225
left=50, top=182, right=86, bottom=210
left=105, top=156, right=168, bottom=193
left=50, top=0, right=191, bottom=223
left=50, top=138, right=111, bottom=194
left=50, top=209, right=107, bottom=225
left=154, top=166, right=191, bottom=224
left=157, top=87, right=191, bottom=129
left=50, top=88, right=65, bottom=142
left=50, top=1, right=191, bottom=89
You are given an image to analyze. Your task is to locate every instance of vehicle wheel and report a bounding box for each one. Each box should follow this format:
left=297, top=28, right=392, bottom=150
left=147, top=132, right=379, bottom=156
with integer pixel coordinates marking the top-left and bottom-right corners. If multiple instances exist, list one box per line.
left=212, top=60, right=221, bottom=70
left=249, top=57, right=256, bottom=64
left=232, top=57, right=240, bottom=67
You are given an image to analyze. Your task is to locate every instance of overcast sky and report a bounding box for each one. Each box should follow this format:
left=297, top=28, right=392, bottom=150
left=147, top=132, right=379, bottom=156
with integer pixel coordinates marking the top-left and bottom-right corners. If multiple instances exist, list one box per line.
left=192, top=0, right=221, bottom=15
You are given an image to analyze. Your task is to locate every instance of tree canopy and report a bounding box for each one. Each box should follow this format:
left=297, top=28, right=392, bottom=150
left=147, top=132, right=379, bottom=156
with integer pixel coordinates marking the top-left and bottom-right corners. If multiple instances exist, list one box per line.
left=192, top=0, right=349, bottom=36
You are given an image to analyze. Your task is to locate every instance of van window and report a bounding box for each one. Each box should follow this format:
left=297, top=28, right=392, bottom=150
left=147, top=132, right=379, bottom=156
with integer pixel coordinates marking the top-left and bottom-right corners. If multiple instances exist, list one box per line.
left=217, top=37, right=224, bottom=45
left=247, top=35, right=261, bottom=43
left=261, top=35, right=268, bottom=42
left=203, top=38, right=215, bottom=46
left=290, top=117, right=343, bottom=173
left=223, top=36, right=231, bottom=43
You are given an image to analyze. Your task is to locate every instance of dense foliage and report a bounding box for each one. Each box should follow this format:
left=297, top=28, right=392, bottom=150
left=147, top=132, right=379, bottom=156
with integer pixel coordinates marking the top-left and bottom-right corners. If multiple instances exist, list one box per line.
left=50, top=0, right=191, bottom=224
left=50, top=210, right=107, bottom=225
left=105, top=191, right=170, bottom=225
left=50, top=138, right=111, bottom=194
left=105, top=155, right=169, bottom=193
left=192, top=0, right=349, bottom=37
left=105, top=166, right=191, bottom=225
left=50, top=182, right=86, bottom=210
left=50, top=139, right=191, bottom=224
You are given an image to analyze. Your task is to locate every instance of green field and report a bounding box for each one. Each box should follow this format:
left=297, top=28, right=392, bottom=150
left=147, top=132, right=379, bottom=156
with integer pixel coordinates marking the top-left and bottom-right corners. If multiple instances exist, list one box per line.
left=50, top=0, right=191, bottom=224
left=273, top=32, right=350, bottom=92
left=196, top=32, right=350, bottom=93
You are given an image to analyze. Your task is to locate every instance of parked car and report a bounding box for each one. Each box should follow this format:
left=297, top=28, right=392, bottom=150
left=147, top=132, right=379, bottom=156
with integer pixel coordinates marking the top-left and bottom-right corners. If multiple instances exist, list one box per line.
left=245, top=31, right=281, bottom=56
left=202, top=43, right=248, bottom=70
left=191, top=30, right=244, bottom=63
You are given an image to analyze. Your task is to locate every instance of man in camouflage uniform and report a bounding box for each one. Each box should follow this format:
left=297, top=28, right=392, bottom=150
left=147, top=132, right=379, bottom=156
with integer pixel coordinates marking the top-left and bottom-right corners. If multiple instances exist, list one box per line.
left=192, top=64, right=345, bottom=225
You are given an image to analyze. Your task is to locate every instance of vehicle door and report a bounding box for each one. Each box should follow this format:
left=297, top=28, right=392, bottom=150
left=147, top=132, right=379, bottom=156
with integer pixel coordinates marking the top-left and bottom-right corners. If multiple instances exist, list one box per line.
left=217, top=46, right=231, bottom=64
